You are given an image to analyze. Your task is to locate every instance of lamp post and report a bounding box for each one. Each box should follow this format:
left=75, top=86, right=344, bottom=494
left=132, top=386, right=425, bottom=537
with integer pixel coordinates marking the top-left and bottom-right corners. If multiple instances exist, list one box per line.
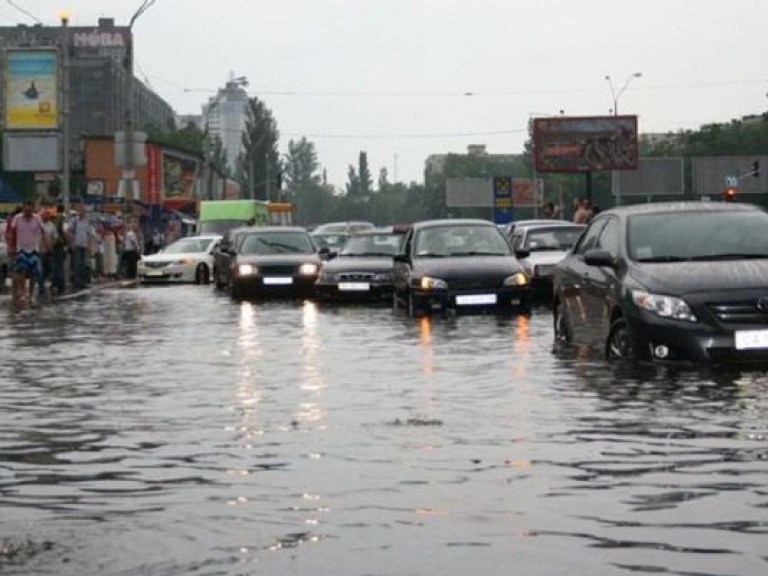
left=59, top=11, right=70, bottom=210
left=122, top=1, right=157, bottom=214
left=605, top=72, right=641, bottom=206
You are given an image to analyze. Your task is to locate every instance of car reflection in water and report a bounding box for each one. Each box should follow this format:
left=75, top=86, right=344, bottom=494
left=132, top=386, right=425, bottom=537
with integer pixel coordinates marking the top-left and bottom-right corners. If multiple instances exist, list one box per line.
left=554, top=201, right=768, bottom=365
left=315, top=227, right=407, bottom=303
left=393, top=219, right=531, bottom=317
left=224, top=227, right=323, bottom=300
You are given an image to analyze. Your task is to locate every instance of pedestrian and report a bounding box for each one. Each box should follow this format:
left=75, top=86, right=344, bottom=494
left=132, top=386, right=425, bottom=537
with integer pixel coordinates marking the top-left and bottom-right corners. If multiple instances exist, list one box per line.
left=4, top=206, right=21, bottom=295
left=122, top=221, right=141, bottom=280
left=9, top=200, right=48, bottom=303
left=66, top=203, right=94, bottom=291
left=102, top=225, right=118, bottom=279
left=573, top=198, right=593, bottom=224
left=39, top=209, right=58, bottom=300
left=51, top=204, right=68, bottom=295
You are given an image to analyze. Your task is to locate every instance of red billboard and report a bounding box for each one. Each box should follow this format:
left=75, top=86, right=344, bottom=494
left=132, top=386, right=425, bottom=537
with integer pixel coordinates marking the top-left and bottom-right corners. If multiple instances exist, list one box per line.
left=534, top=115, right=638, bottom=173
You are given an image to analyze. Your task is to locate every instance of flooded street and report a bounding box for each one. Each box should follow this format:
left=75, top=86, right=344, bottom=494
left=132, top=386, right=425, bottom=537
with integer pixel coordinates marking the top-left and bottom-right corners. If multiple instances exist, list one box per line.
left=1, top=285, right=766, bottom=575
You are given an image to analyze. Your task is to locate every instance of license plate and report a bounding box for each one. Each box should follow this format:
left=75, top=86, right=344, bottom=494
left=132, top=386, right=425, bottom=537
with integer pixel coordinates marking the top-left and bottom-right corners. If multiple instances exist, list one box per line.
left=263, top=277, right=293, bottom=285
left=734, top=329, right=768, bottom=350
left=456, top=294, right=497, bottom=306
left=146, top=270, right=164, bottom=277
left=339, top=282, right=370, bottom=291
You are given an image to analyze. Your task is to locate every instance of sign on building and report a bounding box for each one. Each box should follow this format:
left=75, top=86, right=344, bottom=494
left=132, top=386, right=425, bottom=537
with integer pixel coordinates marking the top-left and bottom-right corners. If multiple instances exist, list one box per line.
left=3, top=133, right=61, bottom=171
left=533, top=115, right=638, bottom=173
left=3, top=49, right=59, bottom=130
left=446, top=177, right=492, bottom=208
left=493, top=176, right=513, bottom=224
left=616, top=157, right=685, bottom=196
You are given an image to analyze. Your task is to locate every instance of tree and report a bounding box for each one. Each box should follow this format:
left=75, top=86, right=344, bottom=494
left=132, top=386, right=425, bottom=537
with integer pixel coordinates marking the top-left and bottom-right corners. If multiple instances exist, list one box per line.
left=236, top=97, right=280, bottom=201
left=283, top=137, right=320, bottom=196
left=345, top=164, right=360, bottom=197
left=358, top=151, right=372, bottom=196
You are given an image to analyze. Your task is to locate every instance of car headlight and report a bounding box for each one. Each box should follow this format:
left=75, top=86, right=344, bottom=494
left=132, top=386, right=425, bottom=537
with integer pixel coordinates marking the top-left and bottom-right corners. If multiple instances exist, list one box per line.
left=504, top=272, right=529, bottom=287
left=238, top=264, right=258, bottom=276
left=419, top=276, right=448, bottom=290
left=632, top=290, right=697, bottom=322
left=299, top=263, right=319, bottom=276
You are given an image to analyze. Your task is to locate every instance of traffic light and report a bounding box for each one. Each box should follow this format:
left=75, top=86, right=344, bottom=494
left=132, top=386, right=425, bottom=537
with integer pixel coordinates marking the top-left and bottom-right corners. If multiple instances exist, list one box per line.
left=752, top=160, right=760, bottom=178
left=723, top=186, right=738, bottom=202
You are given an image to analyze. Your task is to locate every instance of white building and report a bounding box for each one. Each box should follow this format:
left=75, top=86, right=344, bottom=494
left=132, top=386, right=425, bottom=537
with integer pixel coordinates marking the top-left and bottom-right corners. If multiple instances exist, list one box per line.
left=202, top=76, right=250, bottom=173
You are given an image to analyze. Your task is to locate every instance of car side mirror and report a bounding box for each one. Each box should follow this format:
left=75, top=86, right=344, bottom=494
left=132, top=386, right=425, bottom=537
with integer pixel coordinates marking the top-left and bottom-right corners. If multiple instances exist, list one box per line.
left=514, top=248, right=530, bottom=260
left=318, top=246, right=332, bottom=260
left=584, top=248, right=616, bottom=268
left=393, top=253, right=410, bottom=264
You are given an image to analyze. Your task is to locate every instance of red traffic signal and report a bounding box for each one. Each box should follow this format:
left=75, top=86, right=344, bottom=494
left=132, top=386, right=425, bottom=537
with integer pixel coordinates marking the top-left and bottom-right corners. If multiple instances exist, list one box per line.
left=723, top=187, right=738, bottom=202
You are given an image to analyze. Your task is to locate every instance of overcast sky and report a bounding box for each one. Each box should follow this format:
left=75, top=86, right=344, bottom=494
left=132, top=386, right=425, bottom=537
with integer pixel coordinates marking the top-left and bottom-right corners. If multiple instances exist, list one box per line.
left=6, top=0, right=768, bottom=188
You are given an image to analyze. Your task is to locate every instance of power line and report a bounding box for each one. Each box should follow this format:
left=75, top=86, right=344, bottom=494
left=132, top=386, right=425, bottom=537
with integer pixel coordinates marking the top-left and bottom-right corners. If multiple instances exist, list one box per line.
left=5, top=0, right=42, bottom=24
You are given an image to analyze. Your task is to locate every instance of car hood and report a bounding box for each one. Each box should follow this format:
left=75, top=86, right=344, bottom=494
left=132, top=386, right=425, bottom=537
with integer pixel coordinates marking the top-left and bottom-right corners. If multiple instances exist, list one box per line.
left=414, top=255, right=524, bottom=278
left=632, top=259, right=768, bottom=296
left=323, top=256, right=393, bottom=273
left=142, top=251, right=207, bottom=263
left=237, top=253, right=320, bottom=265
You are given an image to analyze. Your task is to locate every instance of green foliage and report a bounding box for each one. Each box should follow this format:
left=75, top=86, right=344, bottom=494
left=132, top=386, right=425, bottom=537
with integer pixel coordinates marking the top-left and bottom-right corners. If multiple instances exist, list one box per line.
left=284, top=137, right=320, bottom=196
left=237, top=97, right=281, bottom=201
left=146, top=120, right=205, bottom=156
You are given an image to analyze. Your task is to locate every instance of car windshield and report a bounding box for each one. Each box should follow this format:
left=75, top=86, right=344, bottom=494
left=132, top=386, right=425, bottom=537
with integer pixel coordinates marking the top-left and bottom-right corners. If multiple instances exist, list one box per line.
left=525, top=227, right=584, bottom=251
left=628, top=210, right=768, bottom=262
left=415, top=225, right=511, bottom=257
left=240, top=231, right=314, bottom=255
left=312, top=233, right=348, bottom=249
left=340, top=233, right=403, bottom=256
left=162, top=238, right=214, bottom=254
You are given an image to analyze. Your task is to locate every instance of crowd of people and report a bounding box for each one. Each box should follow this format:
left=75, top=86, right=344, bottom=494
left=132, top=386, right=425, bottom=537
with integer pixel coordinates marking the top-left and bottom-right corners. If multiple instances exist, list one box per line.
left=2, top=201, right=143, bottom=304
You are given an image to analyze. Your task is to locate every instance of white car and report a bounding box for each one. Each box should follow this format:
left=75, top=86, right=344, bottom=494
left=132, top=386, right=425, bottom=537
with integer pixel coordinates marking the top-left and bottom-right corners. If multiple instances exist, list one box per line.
left=138, top=235, right=221, bottom=284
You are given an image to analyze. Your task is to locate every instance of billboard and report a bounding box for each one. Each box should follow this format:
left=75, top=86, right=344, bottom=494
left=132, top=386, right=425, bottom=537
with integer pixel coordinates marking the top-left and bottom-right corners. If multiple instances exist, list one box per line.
left=446, top=176, right=543, bottom=208
left=692, top=156, right=768, bottom=196
left=616, top=157, right=685, bottom=196
left=534, top=115, right=638, bottom=173
left=446, top=177, right=492, bottom=208
left=3, top=49, right=59, bottom=130
left=162, top=151, right=198, bottom=201
left=512, top=178, right=544, bottom=207
left=3, top=133, right=60, bottom=171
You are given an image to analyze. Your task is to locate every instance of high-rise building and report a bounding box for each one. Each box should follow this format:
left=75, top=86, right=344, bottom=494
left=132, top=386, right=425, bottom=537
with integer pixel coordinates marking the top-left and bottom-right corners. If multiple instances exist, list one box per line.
left=202, top=76, right=249, bottom=173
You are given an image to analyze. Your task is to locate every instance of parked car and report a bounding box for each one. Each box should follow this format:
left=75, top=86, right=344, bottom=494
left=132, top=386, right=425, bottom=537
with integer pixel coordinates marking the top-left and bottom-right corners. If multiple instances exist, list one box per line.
left=510, top=222, right=585, bottom=295
left=553, top=202, right=768, bottom=365
left=393, top=219, right=530, bottom=317
left=212, top=226, right=254, bottom=290
left=138, top=235, right=221, bottom=284
left=315, top=227, right=407, bottom=302
left=224, top=227, right=323, bottom=300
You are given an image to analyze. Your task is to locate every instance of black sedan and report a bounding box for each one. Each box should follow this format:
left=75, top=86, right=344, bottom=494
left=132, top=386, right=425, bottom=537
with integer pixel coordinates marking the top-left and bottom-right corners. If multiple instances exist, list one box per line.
left=315, top=228, right=406, bottom=302
left=392, top=219, right=530, bottom=317
left=224, top=227, right=323, bottom=300
left=553, top=201, right=768, bottom=365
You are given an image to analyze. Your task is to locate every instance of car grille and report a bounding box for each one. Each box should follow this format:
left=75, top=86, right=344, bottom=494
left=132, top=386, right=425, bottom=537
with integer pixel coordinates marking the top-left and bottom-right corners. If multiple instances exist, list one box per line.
left=144, top=261, right=169, bottom=269
left=533, top=264, right=555, bottom=277
left=338, top=272, right=375, bottom=281
left=260, top=265, right=297, bottom=276
left=708, top=300, right=768, bottom=326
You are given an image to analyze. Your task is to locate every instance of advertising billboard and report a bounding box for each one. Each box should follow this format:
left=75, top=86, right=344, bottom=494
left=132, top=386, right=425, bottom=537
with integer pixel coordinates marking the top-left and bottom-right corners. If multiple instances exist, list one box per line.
left=616, top=157, right=685, bottom=196
left=534, top=115, right=638, bottom=173
left=692, top=156, right=768, bottom=196
left=3, top=49, right=59, bottom=130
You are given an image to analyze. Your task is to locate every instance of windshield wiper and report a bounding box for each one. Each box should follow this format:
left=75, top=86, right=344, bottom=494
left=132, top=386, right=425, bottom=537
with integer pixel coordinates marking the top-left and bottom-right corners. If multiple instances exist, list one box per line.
left=687, top=253, right=768, bottom=261
left=258, top=238, right=302, bottom=253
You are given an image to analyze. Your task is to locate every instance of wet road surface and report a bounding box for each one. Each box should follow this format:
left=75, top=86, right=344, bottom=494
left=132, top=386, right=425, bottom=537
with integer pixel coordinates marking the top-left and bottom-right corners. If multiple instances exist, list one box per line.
left=1, top=285, right=766, bottom=575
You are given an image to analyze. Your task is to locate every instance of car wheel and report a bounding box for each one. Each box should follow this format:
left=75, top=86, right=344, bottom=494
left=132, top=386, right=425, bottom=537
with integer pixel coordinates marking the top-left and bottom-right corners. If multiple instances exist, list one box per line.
left=553, top=300, right=572, bottom=343
left=195, top=264, right=209, bottom=285
left=606, top=317, right=633, bottom=361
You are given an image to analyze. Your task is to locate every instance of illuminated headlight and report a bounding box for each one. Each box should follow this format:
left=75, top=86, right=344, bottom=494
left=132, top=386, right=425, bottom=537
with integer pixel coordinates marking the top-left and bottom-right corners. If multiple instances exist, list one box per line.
left=504, top=272, right=529, bottom=287
left=299, top=263, right=319, bottom=276
left=419, top=276, right=447, bottom=290
left=632, top=290, right=697, bottom=322
left=238, top=264, right=258, bottom=276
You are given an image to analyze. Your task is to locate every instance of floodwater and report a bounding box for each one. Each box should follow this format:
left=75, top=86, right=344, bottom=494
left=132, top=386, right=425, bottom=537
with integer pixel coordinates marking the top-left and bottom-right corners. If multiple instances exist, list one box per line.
left=0, top=285, right=766, bottom=576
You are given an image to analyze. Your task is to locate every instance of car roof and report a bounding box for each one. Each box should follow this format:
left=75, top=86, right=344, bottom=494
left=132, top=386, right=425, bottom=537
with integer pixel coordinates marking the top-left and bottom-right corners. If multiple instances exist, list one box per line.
left=411, top=219, right=497, bottom=230
left=598, top=201, right=764, bottom=218
left=240, top=226, right=309, bottom=234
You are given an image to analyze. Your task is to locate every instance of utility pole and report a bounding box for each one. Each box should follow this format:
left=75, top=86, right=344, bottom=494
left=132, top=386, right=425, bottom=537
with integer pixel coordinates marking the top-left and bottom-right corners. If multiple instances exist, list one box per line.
left=59, top=12, right=70, bottom=210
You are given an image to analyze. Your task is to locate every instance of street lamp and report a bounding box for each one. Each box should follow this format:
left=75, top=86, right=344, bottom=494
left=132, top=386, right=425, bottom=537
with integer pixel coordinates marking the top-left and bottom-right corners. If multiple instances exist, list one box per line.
left=58, top=10, right=70, bottom=210
left=605, top=72, right=642, bottom=116
left=122, top=0, right=157, bottom=214
left=605, top=72, right=641, bottom=206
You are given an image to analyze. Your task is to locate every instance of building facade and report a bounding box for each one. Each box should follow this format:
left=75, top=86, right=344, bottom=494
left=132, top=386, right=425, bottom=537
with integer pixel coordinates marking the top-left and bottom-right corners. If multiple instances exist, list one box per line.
left=202, top=77, right=249, bottom=172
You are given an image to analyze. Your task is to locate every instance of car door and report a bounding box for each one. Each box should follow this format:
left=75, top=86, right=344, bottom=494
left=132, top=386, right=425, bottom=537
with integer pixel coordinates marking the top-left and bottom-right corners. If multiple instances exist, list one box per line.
left=557, top=217, right=607, bottom=345
left=582, top=216, right=622, bottom=344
